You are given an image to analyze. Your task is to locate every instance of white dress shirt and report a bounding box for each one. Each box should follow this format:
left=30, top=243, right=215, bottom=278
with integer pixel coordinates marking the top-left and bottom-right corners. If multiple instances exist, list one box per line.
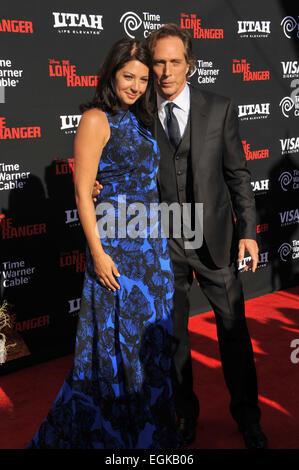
left=157, top=83, right=190, bottom=139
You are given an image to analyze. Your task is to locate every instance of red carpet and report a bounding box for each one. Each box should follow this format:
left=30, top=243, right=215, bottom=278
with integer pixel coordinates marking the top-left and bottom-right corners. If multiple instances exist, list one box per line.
left=0, top=286, right=298, bottom=449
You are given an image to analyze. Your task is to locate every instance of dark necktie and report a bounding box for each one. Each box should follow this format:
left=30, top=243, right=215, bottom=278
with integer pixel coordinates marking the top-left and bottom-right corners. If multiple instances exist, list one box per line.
left=165, top=102, right=181, bottom=149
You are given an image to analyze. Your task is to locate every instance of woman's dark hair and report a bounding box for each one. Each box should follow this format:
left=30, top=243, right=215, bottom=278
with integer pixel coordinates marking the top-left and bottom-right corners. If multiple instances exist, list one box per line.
left=80, top=39, right=155, bottom=126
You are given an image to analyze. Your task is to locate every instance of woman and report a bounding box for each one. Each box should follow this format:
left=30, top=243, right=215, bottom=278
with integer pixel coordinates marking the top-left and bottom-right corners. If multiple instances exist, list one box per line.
left=27, top=39, right=178, bottom=449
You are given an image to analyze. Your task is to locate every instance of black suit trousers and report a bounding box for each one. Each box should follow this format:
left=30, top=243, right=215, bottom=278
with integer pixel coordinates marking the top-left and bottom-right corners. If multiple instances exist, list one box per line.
left=168, top=237, right=261, bottom=427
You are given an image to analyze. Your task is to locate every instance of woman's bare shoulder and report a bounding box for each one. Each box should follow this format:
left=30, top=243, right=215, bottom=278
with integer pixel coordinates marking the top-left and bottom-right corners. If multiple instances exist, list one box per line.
left=80, top=107, right=109, bottom=127
left=76, top=107, right=110, bottom=144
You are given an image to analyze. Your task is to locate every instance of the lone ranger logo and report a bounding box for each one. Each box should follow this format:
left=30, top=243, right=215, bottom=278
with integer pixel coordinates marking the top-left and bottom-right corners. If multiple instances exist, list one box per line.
left=55, top=158, right=74, bottom=179
left=242, top=140, right=269, bottom=161
left=237, top=20, right=271, bottom=38
left=10, top=313, right=50, bottom=333
left=256, top=223, right=268, bottom=234
left=0, top=215, right=46, bottom=240
left=281, top=16, right=299, bottom=39
left=238, top=103, right=270, bottom=121
left=60, top=250, right=86, bottom=273
left=278, top=170, right=299, bottom=191
left=280, top=137, right=299, bottom=155
left=180, top=13, right=224, bottom=39
left=232, top=59, right=270, bottom=81
left=188, top=59, right=220, bottom=85
left=0, top=19, right=33, bottom=34
left=52, top=12, right=103, bottom=35
left=49, top=59, right=98, bottom=87
left=120, top=11, right=165, bottom=38
left=60, top=115, right=81, bottom=134
left=278, top=241, right=299, bottom=262
left=0, top=117, right=41, bottom=140
left=281, top=61, right=299, bottom=79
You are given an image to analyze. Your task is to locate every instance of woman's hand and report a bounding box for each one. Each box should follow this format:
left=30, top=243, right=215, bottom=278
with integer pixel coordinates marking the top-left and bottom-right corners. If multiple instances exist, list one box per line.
left=92, top=180, right=103, bottom=202
left=93, top=252, right=120, bottom=292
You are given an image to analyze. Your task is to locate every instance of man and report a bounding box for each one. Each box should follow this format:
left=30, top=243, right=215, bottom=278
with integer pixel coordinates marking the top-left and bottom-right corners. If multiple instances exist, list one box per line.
left=93, top=24, right=267, bottom=449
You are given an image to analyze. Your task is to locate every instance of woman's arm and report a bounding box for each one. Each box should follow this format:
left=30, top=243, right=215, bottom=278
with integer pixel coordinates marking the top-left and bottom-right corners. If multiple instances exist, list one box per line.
left=74, top=108, right=120, bottom=291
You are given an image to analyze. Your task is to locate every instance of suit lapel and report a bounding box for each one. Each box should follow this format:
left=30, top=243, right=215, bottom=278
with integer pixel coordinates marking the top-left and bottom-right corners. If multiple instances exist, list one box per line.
left=155, top=116, right=173, bottom=187
left=190, top=86, right=209, bottom=165
left=153, top=86, right=210, bottom=190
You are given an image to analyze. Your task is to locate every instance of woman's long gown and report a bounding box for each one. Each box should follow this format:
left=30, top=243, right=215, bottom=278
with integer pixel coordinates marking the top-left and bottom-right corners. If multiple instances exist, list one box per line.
left=27, top=109, right=179, bottom=449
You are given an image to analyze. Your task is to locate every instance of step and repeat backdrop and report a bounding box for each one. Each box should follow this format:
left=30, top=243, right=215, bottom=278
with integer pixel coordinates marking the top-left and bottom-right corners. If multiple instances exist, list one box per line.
left=0, top=0, right=299, bottom=374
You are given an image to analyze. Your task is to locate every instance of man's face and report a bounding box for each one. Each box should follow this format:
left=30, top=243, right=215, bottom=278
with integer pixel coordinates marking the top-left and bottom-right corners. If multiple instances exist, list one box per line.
left=152, top=36, right=190, bottom=101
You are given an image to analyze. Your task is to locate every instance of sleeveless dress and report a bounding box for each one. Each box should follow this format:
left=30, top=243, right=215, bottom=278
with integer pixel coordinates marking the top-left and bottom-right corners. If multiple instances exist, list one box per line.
left=27, top=109, right=179, bottom=449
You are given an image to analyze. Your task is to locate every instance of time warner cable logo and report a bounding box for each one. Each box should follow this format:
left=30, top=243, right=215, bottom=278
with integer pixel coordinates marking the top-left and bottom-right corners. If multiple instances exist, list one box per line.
left=278, top=240, right=299, bottom=261
left=0, top=58, right=24, bottom=104
left=278, top=171, right=299, bottom=191
left=188, top=59, right=220, bottom=85
left=278, top=242, right=292, bottom=261
left=120, top=12, right=142, bottom=38
left=281, top=16, right=299, bottom=39
left=279, top=80, right=299, bottom=117
left=280, top=96, right=297, bottom=117
left=120, top=11, right=165, bottom=38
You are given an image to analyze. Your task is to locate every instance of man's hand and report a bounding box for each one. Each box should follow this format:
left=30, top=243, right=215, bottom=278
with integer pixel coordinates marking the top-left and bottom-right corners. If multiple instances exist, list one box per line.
left=238, top=239, right=259, bottom=273
left=92, top=180, right=103, bottom=202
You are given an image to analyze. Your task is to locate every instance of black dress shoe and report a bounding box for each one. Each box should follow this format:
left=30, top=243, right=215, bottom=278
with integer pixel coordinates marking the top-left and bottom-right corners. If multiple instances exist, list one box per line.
left=239, top=422, right=268, bottom=449
left=177, top=417, right=197, bottom=447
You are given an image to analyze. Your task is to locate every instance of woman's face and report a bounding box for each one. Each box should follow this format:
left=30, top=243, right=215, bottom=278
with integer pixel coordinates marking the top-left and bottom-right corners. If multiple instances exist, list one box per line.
left=114, top=60, right=149, bottom=108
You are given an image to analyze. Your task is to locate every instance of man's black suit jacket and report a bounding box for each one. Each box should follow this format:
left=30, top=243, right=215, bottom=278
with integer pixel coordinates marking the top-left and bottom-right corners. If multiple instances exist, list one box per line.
left=154, top=85, right=257, bottom=268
